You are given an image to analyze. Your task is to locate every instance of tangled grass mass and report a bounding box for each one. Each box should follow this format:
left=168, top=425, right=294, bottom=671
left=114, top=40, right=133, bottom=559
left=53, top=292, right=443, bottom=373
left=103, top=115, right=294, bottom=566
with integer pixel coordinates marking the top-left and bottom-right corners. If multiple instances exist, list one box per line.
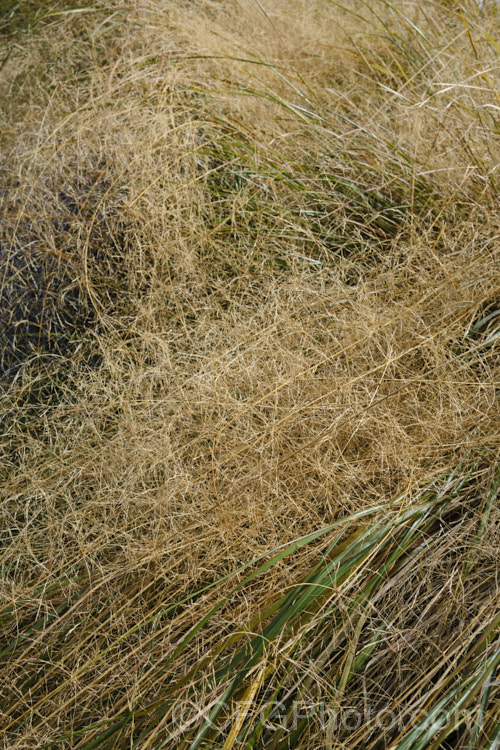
left=0, top=1, right=499, bottom=748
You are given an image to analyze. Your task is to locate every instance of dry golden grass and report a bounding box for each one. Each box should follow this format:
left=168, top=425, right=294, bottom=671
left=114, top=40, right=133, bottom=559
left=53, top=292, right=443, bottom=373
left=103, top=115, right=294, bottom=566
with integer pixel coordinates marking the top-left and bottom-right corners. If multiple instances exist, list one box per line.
left=0, top=1, right=499, bottom=748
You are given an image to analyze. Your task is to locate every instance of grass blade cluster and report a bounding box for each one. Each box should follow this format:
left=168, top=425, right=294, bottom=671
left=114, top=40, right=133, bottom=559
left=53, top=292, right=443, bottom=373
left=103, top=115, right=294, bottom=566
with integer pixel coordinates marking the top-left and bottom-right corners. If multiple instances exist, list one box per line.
left=0, top=0, right=499, bottom=748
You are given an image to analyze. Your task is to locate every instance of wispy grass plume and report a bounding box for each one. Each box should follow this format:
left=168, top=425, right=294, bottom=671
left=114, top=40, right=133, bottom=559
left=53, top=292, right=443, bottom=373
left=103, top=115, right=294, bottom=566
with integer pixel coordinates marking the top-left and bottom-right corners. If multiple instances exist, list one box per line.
left=0, top=0, right=499, bottom=748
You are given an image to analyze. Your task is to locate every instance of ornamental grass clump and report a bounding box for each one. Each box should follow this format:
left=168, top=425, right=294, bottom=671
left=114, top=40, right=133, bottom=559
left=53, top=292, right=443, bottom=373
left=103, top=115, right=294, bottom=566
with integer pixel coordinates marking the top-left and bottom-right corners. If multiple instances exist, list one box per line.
left=0, top=1, right=499, bottom=748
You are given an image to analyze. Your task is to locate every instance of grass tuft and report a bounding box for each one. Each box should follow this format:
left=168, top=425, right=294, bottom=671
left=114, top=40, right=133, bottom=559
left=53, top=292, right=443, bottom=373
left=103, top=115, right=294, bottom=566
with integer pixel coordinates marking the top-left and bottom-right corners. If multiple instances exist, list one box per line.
left=1, top=1, right=499, bottom=748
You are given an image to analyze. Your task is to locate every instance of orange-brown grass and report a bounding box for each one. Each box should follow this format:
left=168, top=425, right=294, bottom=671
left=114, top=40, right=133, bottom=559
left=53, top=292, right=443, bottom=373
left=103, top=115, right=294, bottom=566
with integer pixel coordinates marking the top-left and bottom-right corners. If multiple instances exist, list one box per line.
left=0, top=1, right=499, bottom=748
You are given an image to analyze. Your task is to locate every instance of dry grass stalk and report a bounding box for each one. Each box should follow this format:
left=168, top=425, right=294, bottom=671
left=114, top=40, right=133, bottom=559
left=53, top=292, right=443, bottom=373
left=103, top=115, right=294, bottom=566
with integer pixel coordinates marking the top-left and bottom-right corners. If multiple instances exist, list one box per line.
left=0, top=1, right=499, bottom=748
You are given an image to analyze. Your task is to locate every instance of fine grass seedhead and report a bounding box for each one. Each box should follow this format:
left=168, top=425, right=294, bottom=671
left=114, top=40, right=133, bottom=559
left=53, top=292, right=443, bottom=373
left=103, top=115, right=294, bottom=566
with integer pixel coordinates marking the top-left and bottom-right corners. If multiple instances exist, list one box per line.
left=0, top=1, right=499, bottom=748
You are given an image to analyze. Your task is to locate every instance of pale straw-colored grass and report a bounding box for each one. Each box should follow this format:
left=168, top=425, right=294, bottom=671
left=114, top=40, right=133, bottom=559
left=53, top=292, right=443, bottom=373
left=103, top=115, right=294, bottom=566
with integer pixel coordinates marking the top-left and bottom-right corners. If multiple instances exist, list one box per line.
left=0, top=1, right=498, bottom=748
